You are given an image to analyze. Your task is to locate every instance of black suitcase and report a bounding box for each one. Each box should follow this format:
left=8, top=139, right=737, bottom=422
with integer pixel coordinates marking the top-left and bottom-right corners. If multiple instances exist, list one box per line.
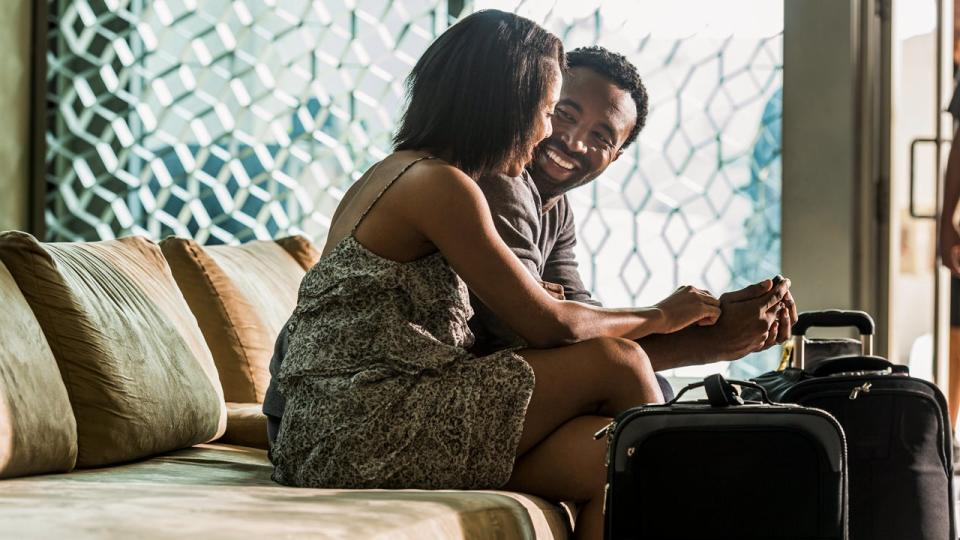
left=750, top=310, right=879, bottom=401
left=602, top=374, right=848, bottom=540
left=749, top=310, right=956, bottom=540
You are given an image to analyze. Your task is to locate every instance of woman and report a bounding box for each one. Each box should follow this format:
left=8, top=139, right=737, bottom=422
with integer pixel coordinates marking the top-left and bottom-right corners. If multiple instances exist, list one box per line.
left=270, top=10, right=721, bottom=539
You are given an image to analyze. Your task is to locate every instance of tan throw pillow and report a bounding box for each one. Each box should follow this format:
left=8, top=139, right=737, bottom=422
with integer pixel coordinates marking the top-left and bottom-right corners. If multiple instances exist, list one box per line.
left=221, top=402, right=269, bottom=449
left=0, top=261, right=78, bottom=478
left=275, top=235, right=321, bottom=271
left=160, top=238, right=305, bottom=403
left=0, top=232, right=226, bottom=468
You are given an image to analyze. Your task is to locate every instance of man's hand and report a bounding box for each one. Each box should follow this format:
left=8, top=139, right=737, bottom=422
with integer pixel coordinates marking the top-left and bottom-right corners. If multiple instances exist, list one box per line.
left=541, top=280, right=565, bottom=300
left=708, top=277, right=796, bottom=362
left=940, top=219, right=960, bottom=276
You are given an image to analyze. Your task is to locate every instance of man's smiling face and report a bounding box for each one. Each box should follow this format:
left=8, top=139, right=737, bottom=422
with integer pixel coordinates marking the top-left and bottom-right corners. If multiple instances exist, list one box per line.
left=529, top=65, right=638, bottom=203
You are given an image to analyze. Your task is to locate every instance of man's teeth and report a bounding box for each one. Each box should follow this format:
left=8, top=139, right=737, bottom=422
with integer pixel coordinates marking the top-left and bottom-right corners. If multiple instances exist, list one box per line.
left=546, top=148, right=576, bottom=171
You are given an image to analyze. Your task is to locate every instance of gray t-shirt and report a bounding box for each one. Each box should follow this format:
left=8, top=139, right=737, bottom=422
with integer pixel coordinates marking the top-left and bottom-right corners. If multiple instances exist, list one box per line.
left=468, top=170, right=600, bottom=353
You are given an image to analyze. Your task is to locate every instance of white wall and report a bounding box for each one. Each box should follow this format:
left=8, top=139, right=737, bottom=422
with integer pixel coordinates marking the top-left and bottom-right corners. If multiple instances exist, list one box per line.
left=782, top=0, right=860, bottom=317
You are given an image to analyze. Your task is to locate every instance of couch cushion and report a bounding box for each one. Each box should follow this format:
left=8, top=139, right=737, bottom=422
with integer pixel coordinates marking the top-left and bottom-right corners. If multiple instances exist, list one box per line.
left=160, top=238, right=305, bottom=402
left=0, top=261, right=77, bottom=478
left=0, top=232, right=226, bottom=468
left=276, top=234, right=321, bottom=271
left=221, top=402, right=269, bottom=449
left=0, top=444, right=571, bottom=539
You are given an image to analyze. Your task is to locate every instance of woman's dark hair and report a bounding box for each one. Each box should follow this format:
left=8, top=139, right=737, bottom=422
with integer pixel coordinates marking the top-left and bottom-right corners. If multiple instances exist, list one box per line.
left=393, top=10, right=565, bottom=178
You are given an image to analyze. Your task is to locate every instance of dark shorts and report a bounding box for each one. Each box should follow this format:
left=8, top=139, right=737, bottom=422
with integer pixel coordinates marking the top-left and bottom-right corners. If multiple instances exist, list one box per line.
left=656, top=373, right=675, bottom=402
left=953, top=276, right=960, bottom=327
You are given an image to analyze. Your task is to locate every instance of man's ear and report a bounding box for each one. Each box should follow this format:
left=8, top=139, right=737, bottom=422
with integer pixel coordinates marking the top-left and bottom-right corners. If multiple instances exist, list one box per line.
left=612, top=148, right=624, bottom=162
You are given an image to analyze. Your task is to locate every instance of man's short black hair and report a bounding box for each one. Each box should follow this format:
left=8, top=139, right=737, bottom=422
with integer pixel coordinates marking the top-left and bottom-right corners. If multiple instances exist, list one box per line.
left=566, top=46, right=648, bottom=150
left=394, top=10, right=564, bottom=178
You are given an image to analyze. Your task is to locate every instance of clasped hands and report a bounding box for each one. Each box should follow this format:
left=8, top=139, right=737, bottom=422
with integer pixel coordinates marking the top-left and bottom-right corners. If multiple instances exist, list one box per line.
left=540, top=276, right=796, bottom=363
left=653, top=277, right=797, bottom=361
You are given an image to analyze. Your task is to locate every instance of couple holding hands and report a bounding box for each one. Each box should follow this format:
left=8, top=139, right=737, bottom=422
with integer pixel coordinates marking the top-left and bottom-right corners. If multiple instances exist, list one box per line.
left=264, top=10, right=795, bottom=540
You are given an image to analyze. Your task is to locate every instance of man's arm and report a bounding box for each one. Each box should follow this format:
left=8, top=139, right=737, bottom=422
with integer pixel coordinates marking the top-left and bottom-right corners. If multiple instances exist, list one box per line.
left=468, top=173, right=545, bottom=350
left=940, top=126, right=960, bottom=275
left=474, top=173, right=543, bottom=276
left=939, top=80, right=960, bottom=273
left=541, top=197, right=602, bottom=307
left=540, top=197, right=795, bottom=369
left=640, top=326, right=725, bottom=370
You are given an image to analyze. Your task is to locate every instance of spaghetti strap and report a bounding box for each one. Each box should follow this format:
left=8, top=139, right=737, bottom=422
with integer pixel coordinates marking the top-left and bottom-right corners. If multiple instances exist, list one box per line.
left=351, top=155, right=436, bottom=234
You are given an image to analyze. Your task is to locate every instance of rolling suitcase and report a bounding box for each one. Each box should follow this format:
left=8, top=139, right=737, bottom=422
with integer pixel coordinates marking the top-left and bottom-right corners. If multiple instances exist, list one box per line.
left=749, top=310, right=956, bottom=540
left=750, top=310, right=879, bottom=404
left=601, top=374, right=848, bottom=540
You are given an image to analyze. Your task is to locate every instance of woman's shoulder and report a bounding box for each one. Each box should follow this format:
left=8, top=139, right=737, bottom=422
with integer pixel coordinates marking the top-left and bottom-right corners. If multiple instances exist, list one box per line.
left=405, top=153, right=471, bottom=181
left=389, top=152, right=482, bottom=199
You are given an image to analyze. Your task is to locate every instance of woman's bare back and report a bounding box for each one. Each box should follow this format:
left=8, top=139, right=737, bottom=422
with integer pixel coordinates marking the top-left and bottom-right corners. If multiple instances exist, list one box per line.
left=321, top=151, right=441, bottom=263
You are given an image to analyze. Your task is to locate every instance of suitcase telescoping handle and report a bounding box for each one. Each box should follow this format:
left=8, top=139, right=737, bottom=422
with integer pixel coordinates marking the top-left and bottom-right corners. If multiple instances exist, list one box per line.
left=792, top=310, right=875, bottom=369
left=669, top=374, right=774, bottom=407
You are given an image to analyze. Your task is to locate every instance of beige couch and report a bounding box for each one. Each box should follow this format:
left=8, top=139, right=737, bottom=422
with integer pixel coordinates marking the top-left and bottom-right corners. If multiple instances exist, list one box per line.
left=0, top=232, right=571, bottom=539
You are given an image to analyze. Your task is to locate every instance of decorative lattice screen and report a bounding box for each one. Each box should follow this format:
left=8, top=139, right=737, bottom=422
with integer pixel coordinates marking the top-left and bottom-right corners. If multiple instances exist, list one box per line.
left=46, top=0, right=782, bottom=376
left=46, top=0, right=453, bottom=244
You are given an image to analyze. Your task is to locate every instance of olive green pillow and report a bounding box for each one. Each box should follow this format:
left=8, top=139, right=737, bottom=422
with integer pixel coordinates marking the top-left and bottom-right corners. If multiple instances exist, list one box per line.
left=0, top=232, right=226, bottom=467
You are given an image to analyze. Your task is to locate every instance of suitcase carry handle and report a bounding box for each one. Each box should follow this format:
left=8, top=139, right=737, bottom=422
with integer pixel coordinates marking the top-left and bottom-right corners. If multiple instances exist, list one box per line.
left=793, top=310, right=875, bottom=336
left=792, top=310, right=876, bottom=369
left=811, top=355, right=906, bottom=377
left=669, top=374, right=774, bottom=407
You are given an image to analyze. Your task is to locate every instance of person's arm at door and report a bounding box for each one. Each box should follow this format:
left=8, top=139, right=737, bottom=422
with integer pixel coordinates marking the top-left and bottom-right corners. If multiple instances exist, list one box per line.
left=940, top=126, right=960, bottom=275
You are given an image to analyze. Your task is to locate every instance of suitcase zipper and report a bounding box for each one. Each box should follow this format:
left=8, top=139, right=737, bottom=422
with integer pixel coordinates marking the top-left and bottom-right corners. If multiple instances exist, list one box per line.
left=595, top=420, right=617, bottom=468
left=848, top=382, right=871, bottom=399
left=594, top=420, right=616, bottom=441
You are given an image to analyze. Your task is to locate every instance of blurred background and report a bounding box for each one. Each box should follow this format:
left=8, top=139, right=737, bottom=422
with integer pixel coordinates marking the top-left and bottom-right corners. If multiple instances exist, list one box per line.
left=1, top=0, right=957, bottom=392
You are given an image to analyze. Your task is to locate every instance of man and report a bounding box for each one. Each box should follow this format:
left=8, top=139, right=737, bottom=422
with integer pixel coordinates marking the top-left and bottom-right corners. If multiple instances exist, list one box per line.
left=469, top=45, right=796, bottom=372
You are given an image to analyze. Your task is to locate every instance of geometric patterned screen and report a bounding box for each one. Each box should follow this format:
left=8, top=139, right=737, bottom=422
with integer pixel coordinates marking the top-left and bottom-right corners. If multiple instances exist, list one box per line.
left=481, top=1, right=783, bottom=376
left=46, top=0, right=781, bottom=376
left=46, top=0, right=454, bottom=243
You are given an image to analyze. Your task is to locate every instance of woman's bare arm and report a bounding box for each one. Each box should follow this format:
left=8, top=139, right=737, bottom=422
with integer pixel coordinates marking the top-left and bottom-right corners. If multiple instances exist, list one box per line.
left=397, top=163, right=719, bottom=348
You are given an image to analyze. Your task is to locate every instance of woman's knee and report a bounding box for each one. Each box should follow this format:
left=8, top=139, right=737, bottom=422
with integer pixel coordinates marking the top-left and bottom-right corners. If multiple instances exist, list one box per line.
left=587, top=337, right=662, bottom=404
left=589, top=337, right=650, bottom=372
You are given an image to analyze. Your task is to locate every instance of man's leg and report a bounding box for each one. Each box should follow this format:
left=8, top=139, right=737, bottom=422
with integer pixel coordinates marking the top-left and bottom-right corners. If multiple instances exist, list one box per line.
left=263, top=324, right=289, bottom=448
left=949, top=276, right=960, bottom=430
left=654, top=373, right=674, bottom=402
left=266, top=414, right=281, bottom=446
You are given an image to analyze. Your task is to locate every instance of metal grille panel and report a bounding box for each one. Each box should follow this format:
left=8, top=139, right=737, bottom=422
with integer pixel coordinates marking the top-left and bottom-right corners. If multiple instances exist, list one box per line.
left=480, top=1, right=783, bottom=376
left=46, top=0, right=450, bottom=244
left=46, top=0, right=782, bottom=375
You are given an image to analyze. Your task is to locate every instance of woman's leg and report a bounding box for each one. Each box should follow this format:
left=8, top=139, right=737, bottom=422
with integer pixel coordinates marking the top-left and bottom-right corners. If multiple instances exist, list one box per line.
left=504, top=415, right=610, bottom=540
left=509, top=337, right=663, bottom=539
left=515, top=337, right=662, bottom=456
